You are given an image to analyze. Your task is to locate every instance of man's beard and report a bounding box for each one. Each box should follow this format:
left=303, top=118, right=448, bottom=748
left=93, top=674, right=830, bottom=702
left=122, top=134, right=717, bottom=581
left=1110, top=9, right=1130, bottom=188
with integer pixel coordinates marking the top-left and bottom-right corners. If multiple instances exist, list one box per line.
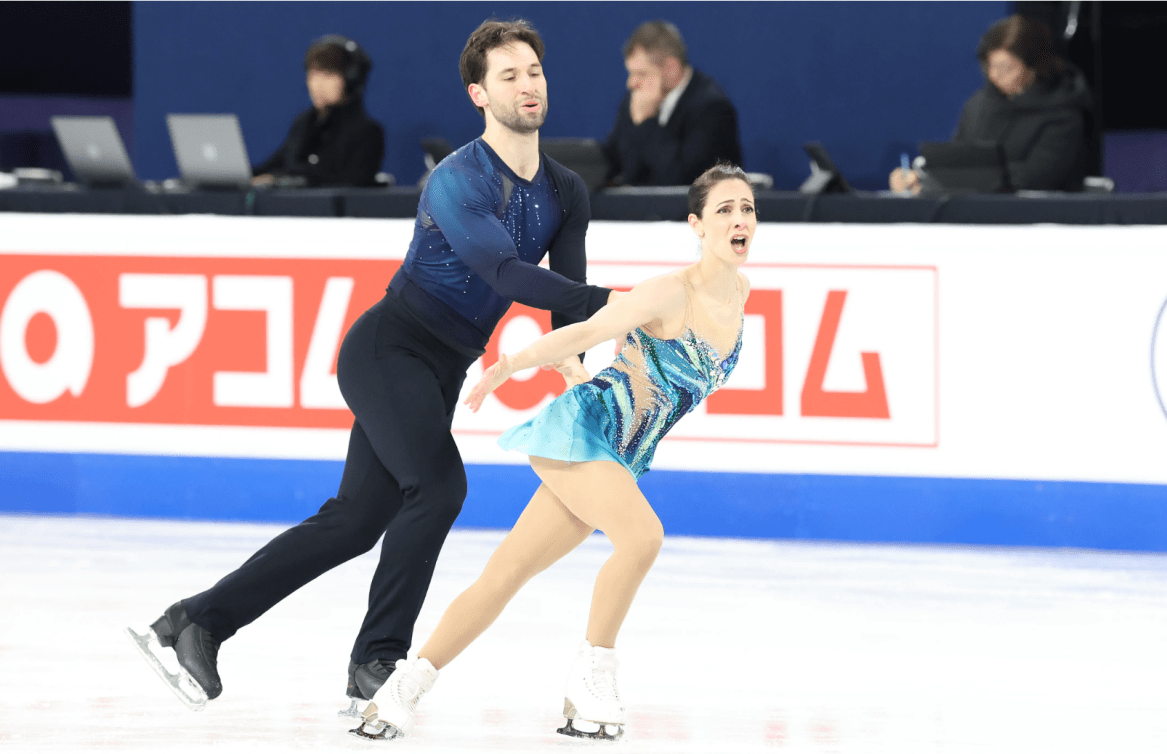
left=492, top=96, right=548, bottom=134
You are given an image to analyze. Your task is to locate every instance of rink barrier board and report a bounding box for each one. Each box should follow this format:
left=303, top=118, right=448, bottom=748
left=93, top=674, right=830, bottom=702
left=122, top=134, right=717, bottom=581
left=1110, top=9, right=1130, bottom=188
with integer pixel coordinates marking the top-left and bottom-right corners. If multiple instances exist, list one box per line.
left=8, top=217, right=1167, bottom=551
left=4, top=450, right=1167, bottom=552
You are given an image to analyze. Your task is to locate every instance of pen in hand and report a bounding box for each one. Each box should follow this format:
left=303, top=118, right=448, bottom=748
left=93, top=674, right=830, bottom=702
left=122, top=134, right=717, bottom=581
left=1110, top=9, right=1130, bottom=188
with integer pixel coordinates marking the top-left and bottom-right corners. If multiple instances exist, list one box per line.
left=899, top=153, right=914, bottom=193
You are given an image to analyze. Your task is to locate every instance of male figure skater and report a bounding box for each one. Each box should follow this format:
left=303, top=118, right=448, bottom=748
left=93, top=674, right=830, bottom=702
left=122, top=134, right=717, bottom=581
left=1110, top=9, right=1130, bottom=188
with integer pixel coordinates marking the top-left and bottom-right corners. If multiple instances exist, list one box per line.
left=127, top=18, right=613, bottom=714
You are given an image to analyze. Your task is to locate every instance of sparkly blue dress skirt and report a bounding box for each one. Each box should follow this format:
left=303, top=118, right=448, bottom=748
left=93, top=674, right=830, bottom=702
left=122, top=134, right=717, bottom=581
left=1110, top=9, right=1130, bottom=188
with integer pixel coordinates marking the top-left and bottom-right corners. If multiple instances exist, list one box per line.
left=498, top=379, right=636, bottom=476
left=497, top=324, right=743, bottom=480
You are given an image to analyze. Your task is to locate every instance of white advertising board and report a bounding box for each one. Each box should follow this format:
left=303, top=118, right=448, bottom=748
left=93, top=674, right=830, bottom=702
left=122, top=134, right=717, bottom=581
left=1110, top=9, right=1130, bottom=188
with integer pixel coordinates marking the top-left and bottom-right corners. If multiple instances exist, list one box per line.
left=3, top=212, right=1167, bottom=490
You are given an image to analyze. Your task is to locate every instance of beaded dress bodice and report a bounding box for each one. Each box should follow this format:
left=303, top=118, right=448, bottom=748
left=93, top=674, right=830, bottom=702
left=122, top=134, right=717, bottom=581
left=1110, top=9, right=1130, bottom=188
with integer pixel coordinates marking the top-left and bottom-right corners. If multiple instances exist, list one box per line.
left=574, top=283, right=744, bottom=478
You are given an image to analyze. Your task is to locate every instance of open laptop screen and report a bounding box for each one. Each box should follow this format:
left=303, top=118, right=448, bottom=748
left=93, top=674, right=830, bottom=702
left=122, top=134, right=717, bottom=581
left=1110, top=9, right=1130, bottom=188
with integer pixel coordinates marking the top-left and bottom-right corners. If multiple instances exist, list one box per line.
left=51, top=116, right=137, bottom=186
left=166, top=114, right=252, bottom=188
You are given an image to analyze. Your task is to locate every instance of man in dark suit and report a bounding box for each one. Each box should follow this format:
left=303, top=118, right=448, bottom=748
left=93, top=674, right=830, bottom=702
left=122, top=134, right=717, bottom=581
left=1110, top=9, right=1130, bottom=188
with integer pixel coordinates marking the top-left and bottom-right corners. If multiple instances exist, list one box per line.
left=603, top=21, right=742, bottom=186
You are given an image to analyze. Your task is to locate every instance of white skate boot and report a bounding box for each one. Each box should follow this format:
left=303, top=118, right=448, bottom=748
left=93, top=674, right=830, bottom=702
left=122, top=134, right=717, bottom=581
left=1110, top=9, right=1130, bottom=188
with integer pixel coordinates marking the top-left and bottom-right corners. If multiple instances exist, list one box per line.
left=558, top=640, right=625, bottom=740
left=349, top=657, right=438, bottom=741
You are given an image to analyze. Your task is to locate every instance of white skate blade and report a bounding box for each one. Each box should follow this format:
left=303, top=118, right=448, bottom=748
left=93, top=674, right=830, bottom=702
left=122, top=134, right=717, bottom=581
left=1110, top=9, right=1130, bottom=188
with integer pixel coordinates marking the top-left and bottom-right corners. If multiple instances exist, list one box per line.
left=348, top=712, right=404, bottom=741
left=124, top=626, right=209, bottom=711
left=557, top=717, right=624, bottom=741
left=347, top=701, right=404, bottom=740
left=558, top=699, right=624, bottom=741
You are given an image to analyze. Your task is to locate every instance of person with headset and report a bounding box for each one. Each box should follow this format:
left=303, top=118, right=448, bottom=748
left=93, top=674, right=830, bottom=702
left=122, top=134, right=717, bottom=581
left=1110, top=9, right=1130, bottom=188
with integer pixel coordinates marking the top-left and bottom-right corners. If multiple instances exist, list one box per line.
left=252, top=35, right=385, bottom=187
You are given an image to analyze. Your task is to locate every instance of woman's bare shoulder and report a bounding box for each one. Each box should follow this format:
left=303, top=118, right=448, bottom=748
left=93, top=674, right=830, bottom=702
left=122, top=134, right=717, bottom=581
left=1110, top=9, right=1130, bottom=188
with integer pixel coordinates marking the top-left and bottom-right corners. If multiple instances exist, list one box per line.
left=629, top=270, right=690, bottom=338
left=631, top=270, right=689, bottom=308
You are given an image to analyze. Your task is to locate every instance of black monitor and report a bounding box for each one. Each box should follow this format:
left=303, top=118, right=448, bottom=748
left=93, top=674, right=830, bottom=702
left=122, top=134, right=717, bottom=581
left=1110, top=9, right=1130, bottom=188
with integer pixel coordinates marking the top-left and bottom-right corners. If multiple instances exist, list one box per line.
left=540, top=138, right=609, bottom=194
left=918, top=141, right=1009, bottom=193
left=799, top=142, right=851, bottom=194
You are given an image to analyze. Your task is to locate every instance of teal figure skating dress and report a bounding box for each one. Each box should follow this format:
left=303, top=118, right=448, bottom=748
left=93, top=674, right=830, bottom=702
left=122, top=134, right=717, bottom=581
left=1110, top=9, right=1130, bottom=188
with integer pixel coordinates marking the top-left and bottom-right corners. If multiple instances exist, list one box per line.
left=498, top=293, right=744, bottom=479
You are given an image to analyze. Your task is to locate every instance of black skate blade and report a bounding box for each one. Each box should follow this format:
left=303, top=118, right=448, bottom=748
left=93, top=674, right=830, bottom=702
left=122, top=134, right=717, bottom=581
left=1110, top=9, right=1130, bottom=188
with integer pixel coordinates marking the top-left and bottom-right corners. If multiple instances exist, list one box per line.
left=348, top=719, right=403, bottom=741
left=557, top=718, right=624, bottom=741
left=125, top=626, right=209, bottom=711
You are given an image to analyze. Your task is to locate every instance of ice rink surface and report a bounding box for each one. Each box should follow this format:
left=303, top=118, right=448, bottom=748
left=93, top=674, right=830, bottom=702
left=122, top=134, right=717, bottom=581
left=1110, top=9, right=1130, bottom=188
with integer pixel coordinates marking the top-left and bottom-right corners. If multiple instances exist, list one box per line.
left=2, top=513, right=1166, bottom=753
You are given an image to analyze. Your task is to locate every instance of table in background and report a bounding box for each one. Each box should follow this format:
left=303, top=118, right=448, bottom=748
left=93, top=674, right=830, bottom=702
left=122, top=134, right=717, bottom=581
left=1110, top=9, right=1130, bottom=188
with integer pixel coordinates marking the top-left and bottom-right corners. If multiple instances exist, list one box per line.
left=2, top=184, right=1166, bottom=224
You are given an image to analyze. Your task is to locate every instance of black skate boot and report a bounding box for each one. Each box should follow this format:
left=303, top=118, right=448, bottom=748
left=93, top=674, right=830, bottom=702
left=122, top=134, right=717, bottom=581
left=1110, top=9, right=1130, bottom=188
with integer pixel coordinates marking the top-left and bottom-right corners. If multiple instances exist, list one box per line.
left=125, top=601, right=222, bottom=710
left=338, top=658, right=394, bottom=720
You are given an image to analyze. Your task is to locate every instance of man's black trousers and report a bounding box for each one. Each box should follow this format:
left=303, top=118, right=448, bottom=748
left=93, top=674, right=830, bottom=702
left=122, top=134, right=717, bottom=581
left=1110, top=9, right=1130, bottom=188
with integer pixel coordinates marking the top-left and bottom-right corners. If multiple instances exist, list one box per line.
left=183, top=290, right=478, bottom=664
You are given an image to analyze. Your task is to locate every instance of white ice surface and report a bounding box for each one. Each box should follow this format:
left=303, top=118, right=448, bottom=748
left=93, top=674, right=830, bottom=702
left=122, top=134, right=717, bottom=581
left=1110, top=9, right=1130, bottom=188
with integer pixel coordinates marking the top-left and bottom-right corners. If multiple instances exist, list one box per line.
left=1, top=514, right=1166, bottom=753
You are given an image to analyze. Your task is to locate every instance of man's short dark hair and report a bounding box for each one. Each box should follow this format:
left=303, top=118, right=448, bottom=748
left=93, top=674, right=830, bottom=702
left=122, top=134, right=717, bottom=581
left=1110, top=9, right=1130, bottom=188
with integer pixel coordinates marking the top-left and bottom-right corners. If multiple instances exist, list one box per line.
left=623, top=20, right=688, bottom=67
left=459, top=19, right=545, bottom=116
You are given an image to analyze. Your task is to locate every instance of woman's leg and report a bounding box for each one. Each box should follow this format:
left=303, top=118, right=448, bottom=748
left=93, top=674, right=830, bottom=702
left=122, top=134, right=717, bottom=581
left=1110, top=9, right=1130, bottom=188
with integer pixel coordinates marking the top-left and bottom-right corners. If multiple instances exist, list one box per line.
left=418, top=482, right=593, bottom=669
left=529, top=458, right=663, bottom=649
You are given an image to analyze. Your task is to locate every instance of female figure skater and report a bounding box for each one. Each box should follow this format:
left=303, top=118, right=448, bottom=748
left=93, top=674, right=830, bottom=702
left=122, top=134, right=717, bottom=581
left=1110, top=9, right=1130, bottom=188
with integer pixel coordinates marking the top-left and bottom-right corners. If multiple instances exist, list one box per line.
left=352, top=162, right=756, bottom=741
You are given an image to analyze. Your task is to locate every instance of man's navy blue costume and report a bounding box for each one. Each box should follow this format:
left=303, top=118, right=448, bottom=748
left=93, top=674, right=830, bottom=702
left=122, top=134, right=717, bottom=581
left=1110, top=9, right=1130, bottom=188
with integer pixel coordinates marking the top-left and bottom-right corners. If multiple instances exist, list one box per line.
left=183, top=139, right=610, bottom=669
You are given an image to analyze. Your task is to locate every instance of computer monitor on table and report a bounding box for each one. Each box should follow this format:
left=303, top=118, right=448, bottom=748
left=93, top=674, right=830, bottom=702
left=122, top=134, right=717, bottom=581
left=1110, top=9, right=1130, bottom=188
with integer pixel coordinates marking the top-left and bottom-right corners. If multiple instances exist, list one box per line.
left=918, top=141, right=1009, bottom=193
left=166, top=114, right=253, bottom=188
left=540, top=138, right=609, bottom=193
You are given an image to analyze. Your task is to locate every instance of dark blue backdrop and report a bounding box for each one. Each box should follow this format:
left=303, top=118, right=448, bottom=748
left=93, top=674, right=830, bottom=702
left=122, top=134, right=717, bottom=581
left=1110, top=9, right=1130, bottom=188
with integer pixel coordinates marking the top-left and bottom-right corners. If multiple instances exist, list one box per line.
left=133, top=1, right=1008, bottom=190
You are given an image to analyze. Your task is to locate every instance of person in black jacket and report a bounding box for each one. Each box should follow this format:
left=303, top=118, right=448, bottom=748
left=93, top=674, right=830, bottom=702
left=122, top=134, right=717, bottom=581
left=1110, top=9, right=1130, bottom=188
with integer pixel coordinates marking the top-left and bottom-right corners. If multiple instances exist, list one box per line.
left=252, top=35, right=385, bottom=188
left=603, top=20, right=742, bottom=187
left=892, top=15, right=1092, bottom=193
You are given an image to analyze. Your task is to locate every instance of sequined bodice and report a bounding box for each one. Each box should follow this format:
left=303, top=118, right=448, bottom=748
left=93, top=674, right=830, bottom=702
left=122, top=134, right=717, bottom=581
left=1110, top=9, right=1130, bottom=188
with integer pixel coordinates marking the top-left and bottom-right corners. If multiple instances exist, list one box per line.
left=573, top=313, right=743, bottom=478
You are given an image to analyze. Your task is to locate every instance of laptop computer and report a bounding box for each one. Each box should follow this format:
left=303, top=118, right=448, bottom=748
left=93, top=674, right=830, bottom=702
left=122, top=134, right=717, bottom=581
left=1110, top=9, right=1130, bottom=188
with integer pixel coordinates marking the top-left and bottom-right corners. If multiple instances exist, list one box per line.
left=166, top=114, right=252, bottom=188
left=918, top=140, right=1009, bottom=193
left=540, top=138, right=609, bottom=193
left=50, top=116, right=137, bottom=186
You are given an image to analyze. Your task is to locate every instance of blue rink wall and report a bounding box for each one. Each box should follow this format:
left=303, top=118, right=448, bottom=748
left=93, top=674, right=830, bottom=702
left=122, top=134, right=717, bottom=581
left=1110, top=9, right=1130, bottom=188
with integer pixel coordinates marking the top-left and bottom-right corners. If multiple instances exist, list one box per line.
left=3, top=451, right=1166, bottom=552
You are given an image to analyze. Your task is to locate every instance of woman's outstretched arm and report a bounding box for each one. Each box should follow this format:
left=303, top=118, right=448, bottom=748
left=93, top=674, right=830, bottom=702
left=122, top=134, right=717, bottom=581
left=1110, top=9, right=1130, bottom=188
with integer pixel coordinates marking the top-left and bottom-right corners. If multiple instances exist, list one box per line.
left=465, top=273, right=686, bottom=411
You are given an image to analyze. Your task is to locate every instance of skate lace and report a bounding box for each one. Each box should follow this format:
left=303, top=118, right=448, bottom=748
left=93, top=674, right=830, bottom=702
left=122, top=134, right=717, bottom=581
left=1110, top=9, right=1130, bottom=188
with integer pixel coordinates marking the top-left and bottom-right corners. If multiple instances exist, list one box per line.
left=198, top=630, right=220, bottom=664
left=392, top=665, right=430, bottom=711
left=591, top=665, right=620, bottom=703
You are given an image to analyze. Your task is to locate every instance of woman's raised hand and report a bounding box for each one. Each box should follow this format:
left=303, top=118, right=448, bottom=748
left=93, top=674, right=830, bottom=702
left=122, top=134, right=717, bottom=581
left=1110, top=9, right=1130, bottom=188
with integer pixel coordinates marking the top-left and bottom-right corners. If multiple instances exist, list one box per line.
left=464, top=353, right=516, bottom=412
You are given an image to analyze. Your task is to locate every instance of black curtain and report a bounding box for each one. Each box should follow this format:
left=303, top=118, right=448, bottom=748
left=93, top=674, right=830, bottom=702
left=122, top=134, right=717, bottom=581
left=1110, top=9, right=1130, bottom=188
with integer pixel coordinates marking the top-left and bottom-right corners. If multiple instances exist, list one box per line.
left=0, top=2, right=132, bottom=97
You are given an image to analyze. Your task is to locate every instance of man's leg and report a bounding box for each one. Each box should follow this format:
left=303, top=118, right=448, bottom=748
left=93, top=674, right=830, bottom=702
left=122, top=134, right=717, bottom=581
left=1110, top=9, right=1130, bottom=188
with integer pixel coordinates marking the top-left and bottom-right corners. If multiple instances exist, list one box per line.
left=335, top=301, right=477, bottom=667
left=130, top=418, right=403, bottom=707
left=344, top=364, right=469, bottom=665
left=180, top=301, right=402, bottom=643
left=182, top=421, right=402, bottom=641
